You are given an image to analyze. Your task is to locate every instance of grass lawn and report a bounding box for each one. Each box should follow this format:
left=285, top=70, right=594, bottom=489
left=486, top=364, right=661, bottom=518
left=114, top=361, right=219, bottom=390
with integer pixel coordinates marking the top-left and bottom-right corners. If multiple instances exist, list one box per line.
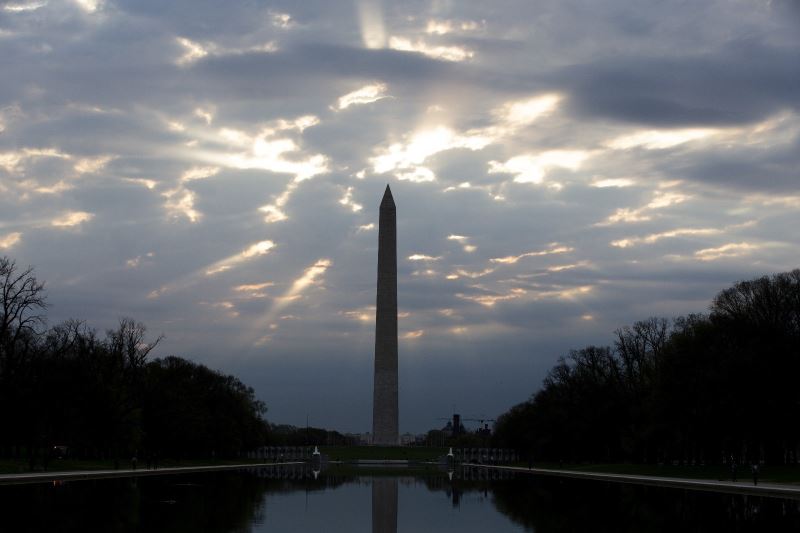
left=0, top=448, right=450, bottom=474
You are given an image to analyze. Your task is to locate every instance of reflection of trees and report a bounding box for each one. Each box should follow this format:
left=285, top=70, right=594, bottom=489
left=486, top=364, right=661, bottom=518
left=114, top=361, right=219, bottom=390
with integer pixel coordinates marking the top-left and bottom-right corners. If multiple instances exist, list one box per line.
left=489, top=476, right=800, bottom=532
left=5, top=469, right=800, bottom=531
left=380, top=468, right=800, bottom=531
left=0, top=467, right=354, bottom=533
left=419, top=467, right=516, bottom=509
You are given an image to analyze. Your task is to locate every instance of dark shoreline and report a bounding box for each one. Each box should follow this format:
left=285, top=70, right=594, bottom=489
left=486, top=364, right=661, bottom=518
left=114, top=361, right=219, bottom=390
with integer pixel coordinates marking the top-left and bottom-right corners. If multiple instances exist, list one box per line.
left=0, top=461, right=305, bottom=486
left=467, top=463, right=800, bottom=499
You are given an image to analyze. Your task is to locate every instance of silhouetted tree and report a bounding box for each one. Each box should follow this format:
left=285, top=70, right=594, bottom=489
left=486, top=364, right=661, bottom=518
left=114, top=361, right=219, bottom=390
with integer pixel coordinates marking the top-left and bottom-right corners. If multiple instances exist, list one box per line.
left=495, top=269, right=800, bottom=466
left=0, top=256, right=46, bottom=378
left=0, top=256, right=270, bottom=466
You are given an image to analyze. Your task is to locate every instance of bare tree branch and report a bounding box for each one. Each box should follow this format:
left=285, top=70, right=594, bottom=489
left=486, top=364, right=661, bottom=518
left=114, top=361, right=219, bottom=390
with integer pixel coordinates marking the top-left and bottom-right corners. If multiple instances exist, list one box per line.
left=0, top=257, right=47, bottom=375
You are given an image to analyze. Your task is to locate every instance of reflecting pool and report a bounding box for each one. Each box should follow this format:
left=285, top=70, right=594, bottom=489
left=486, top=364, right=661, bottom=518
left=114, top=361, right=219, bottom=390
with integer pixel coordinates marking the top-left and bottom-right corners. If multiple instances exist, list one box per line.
left=3, top=465, right=800, bottom=532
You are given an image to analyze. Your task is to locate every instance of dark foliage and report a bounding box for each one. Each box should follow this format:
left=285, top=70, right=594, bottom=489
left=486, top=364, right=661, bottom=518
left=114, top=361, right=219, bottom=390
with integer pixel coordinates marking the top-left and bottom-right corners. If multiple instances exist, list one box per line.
left=267, top=424, right=356, bottom=446
left=0, top=256, right=268, bottom=465
left=493, top=269, right=800, bottom=465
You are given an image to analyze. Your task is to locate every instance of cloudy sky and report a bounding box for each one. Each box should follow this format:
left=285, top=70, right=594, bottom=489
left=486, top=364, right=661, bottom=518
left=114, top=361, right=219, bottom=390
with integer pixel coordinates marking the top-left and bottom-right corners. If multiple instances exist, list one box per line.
left=1, top=0, right=799, bottom=433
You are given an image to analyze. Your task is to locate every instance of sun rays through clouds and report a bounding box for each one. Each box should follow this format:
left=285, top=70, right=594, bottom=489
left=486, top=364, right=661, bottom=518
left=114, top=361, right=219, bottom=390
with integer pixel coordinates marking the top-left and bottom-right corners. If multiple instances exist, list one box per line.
left=1, top=0, right=798, bottom=430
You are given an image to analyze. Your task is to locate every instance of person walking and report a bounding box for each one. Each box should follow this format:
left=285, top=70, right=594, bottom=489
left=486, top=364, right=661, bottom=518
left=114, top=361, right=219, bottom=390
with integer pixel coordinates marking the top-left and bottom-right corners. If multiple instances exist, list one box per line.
left=730, top=455, right=737, bottom=482
left=752, top=463, right=759, bottom=486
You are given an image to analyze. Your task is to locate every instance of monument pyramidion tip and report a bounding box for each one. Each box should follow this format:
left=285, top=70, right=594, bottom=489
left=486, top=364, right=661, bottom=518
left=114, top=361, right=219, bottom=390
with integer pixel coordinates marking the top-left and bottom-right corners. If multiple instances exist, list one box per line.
left=380, top=184, right=395, bottom=208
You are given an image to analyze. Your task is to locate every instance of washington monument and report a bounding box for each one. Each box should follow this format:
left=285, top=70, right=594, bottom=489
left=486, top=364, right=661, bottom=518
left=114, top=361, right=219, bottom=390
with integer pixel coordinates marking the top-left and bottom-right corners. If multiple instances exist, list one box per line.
left=372, top=185, right=399, bottom=446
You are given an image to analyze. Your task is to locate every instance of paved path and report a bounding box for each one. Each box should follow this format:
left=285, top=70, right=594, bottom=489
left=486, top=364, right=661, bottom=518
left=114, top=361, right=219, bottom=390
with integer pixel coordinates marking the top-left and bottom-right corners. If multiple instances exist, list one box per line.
left=0, top=462, right=304, bottom=486
left=464, top=464, right=800, bottom=499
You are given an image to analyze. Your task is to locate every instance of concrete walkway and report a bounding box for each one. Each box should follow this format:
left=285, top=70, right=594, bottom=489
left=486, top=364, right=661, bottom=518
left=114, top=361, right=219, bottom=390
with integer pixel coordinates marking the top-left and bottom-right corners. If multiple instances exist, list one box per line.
left=0, top=462, right=304, bottom=486
left=465, top=464, right=800, bottom=499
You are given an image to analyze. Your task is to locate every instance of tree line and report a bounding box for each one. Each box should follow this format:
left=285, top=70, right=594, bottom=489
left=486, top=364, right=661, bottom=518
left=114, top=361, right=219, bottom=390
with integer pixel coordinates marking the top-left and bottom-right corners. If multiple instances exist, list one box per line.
left=493, top=269, right=800, bottom=465
left=267, top=424, right=356, bottom=446
left=0, top=256, right=269, bottom=467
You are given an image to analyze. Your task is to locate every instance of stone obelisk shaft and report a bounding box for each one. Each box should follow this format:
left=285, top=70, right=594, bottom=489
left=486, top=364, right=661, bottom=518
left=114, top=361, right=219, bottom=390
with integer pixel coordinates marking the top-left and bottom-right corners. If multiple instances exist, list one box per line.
left=372, top=185, right=398, bottom=446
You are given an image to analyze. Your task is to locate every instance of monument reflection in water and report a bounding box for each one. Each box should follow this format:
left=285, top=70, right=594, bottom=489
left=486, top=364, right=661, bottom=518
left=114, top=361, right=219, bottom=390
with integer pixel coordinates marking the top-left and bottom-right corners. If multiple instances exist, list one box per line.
left=4, top=466, right=800, bottom=532
left=372, top=477, right=398, bottom=533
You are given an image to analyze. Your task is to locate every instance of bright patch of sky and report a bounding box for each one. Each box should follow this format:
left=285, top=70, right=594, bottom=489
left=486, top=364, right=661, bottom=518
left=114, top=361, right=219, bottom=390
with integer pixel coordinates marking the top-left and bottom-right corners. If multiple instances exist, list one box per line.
left=51, top=211, right=93, bottom=227
left=3, top=2, right=47, bottom=12
left=335, top=83, right=390, bottom=110
left=388, top=36, right=474, bottom=62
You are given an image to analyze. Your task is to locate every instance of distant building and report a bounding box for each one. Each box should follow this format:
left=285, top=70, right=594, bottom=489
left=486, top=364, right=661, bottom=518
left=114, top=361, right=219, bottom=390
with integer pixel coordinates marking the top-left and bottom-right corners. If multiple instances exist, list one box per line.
left=358, top=432, right=374, bottom=445
left=399, top=433, right=416, bottom=446
left=441, top=414, right=466, bottom=437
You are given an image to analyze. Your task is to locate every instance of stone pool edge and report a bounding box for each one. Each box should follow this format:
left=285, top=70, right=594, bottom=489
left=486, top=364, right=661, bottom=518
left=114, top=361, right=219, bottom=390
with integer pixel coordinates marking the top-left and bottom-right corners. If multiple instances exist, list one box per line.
left=464, top=463, right=800, bottom=500
left=0, top=462, right=305, bottom=486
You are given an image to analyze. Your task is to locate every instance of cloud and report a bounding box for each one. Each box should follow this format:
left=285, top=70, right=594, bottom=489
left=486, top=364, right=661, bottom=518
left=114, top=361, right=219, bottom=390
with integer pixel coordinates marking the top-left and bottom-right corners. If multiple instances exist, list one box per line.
left=488, top=150, right=589, bottom=184
left=358, top=0, right=386, bottom=49
left=611, top=228, right=720, bottom=248
left=335, top=83, right=389, bottom=110
left=240, top=241, right=275, bottom=259
left=2, top=0, right=799, bottom=433
left=561, top=40, right=800, bottom=126
left=339, top=186, right=363, bottom=213
left=234, top=281, right=273, bottom=293
left=162, top=187, right=201, bottom=222
left=369, top=92, right=564, bottom=185
left=125, top=252, right=154, bottom=269
left=694, top=242, right=759, bottom=261
left=175, top=36, right=278, bottom=67
left=371, top=125, right=490, bottom=179
left=269, top=11, right=293, bottom=29
left=148, top=240, right=276, bottom=300
left=0, top=232, right=22, bottom=249
left=446, top=234, right=478, bottom=253
left=51, top=211, right=93, bottom=227
left=425, top=19, right=483, bottom=35
left=219, top=130, right=327, bottom=180
left=205, top=240, right=275, bottom=276
left=395, top=167, right=435, bottom=183
left=180, top=166, right=220, bottom=182
left=74, top=0, right=101, bottom=13
left=0, top=148, right=71, bottom=173
left=3, top=2, right=47, bottom=12
left=447, top=267, right=495, bottom=279
left=596, top=190, right=692, bottom=226
left=262, top=258, right=333, bottom=323
left=490, top=244, right=573, bottom=264
left=456, top=285, right=593, bottom=308
left=606, top=128, right=720, bottom=150
left=74, top=155, right=112, bottom=174
left=494, top=94, right=561, bottom=129
left=591, top=177, right=636, bottom=188
left=175, top=37, right=210, bottom=66
left=388, top=37, right=474, bottom=62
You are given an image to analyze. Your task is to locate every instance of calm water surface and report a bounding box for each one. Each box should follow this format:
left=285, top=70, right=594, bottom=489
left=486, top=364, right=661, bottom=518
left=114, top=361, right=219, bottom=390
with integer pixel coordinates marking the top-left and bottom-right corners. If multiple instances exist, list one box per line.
left=2, top=465, right=800, bottom=532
